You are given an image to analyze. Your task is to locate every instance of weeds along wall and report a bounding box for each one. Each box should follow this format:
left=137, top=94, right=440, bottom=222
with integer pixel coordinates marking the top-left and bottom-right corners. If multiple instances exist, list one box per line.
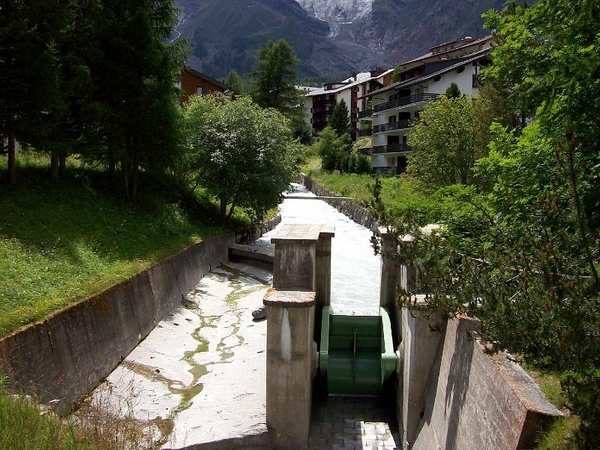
left=0, top=234, right=236, bottom=415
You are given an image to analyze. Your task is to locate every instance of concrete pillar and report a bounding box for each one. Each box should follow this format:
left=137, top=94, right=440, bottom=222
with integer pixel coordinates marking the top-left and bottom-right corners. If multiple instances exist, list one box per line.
left=315, top=228, right=334, bottom=306
left=264, top=289, right=316, bottom=449
left=398, top=235, right=417, bottom=294
left=379, top=228, right=401, bottom=349
left=400, top=299, right=446, bottom=449
left=264, top=224, right=334, bottom=449
left=379, top=228, right=400, bottom=310
left=271, top=224, right=334, bottom=343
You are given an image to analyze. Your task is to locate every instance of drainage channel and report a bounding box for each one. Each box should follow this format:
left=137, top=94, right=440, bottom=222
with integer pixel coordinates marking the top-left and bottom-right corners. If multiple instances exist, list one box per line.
left=80, top=185, right=397, bottom=449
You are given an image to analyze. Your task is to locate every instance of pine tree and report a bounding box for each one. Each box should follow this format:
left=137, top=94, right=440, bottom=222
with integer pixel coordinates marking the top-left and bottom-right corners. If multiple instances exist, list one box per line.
left=224, top=70, right=245, bottom=95
left=329, top=99, right=351, bottom=138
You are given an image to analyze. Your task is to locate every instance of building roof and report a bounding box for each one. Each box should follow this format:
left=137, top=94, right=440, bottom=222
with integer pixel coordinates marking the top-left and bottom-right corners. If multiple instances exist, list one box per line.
left=304, top=69, right=394, bottom=97
left=182, top=66, right=230, bottom=91
left=401, top=35, right=493, bottom=66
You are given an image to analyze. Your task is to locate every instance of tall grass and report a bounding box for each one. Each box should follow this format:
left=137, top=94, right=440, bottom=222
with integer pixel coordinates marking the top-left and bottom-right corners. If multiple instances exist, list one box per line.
left=0, top=374, right=163, bottom=449
left=302, top=155, right=449, bottom=224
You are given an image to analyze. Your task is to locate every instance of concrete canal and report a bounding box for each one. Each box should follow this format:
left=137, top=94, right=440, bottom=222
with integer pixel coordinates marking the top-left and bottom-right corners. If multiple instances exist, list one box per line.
left=82, top=184, right=397, bottom=449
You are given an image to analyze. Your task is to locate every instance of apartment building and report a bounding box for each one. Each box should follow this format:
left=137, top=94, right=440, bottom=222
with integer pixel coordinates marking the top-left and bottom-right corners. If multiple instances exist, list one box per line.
left=303, top=69, right=394, bottom=141
left=361, top=35, right=494, bottom=174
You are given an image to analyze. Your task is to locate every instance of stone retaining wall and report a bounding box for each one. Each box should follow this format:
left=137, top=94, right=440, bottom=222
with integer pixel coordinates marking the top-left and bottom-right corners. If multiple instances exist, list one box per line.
left=300, top=174, right=378, bottom=231
left=0, top=234, right=236, bottom=414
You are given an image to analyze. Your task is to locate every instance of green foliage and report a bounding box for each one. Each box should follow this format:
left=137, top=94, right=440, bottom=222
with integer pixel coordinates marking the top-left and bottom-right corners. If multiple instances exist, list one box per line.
left=250, top=39, right=299, bottom=115
left=182, top=93, right=299, bottom=222
left=445, top=82, right=462, bottom=98
left=407, top=96, right=491, bottom=187
left=0, top=380, right=91, bottom=450
left=316, top=126, right=350, bottom=172
left=0, top=0, right=69, bottom=184
left=329, top=98, right=351, bottom=137
left=375, top=1, right=600, bottom=445
left=224, top=69, right=245, bottom=95
left=0, top=373, right=162, bottom=449
left=0, top=0, right=187, bottom=199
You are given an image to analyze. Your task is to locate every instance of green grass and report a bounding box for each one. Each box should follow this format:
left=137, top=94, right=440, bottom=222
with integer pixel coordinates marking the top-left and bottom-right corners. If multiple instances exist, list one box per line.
left=0, top=387, right=91, bottom=449
left=0, top=153, right=227, bottom=337
left=0, top=374, right=162, bottom=449
left=524, top=368, right=582, bottom=449
left=302, top=155, right=447, bottom=224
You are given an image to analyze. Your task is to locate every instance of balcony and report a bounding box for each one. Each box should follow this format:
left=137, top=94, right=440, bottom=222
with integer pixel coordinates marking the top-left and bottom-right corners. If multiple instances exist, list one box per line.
left=313, top=98, right=337, bottom=107
left=372, top=120, right=412, bottom=134
left=359, top=143, right=412, bottom=155
left=373, top=93, right=440, bottom=114
left=358, top=128, right=372, bottom=137
left=358, top=109, right=373, bottom=119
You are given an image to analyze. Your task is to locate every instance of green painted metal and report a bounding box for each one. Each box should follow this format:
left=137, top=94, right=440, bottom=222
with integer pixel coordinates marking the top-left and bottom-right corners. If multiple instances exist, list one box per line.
left=319, top=306, right=398, bottom=395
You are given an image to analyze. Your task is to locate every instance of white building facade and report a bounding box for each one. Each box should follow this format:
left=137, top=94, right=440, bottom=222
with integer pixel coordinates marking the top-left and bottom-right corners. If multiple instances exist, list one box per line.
left=361, top=36, right=494, bottom=174
left=303, top=69, right=394, bottom=141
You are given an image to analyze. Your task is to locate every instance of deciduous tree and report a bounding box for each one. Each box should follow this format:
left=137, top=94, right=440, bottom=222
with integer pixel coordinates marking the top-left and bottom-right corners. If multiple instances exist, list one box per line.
left=376, top=1, right=600, bottom=444
left=406, top=96, right=491, bottom=187
left=183, top=94, right=298, bottom=222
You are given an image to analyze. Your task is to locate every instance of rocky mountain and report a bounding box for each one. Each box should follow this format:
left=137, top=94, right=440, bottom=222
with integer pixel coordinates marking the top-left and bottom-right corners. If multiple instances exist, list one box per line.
left=173, top=0, right=507, bottom=81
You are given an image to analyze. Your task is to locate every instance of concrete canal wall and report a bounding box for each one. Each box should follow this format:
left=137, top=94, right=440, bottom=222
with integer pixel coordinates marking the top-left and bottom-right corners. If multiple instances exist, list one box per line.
left=300, top=174, right=378, bottom=231
left=0, top=234, right=236, bottom=414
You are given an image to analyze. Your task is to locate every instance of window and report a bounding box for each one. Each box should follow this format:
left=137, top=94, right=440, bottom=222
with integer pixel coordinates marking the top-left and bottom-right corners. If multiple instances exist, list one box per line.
left=196, top=86, right=204, bottom=95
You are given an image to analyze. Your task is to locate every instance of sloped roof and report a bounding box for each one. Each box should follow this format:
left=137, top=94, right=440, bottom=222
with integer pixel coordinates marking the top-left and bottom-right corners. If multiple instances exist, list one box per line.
left=363, top=48, right=491, bottom=99
left=305, top=69, right=394, bottom=97
left=183, top=67, right=229, bottom=91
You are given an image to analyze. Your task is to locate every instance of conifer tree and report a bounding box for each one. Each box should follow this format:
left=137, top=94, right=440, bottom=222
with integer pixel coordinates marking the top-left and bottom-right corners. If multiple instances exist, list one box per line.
left=250, top=39, right=299, bottom=115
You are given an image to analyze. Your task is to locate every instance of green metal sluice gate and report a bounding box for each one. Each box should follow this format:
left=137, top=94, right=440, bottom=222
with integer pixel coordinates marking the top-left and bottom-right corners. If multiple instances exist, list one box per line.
left=318, top=306, right=398, bottom=395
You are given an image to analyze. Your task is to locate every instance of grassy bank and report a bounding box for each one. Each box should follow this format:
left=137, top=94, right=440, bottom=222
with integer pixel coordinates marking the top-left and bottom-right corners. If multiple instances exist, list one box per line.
left=302, top=155, right=449, bottom=225
left=0, top=153, right=227, bottom=337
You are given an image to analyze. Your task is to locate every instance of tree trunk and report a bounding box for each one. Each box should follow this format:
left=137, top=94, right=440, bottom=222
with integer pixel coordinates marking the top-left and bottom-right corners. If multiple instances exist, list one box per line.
left=8, top=134, right=17, bottom=185
left=50, top=151, right=60, bottom=181
left=109, top=149, right=116, bottom=180
left=220, top=196, right=227, bottom=222
left=128, top=134, right=140, bottom=202
left=59, top=154, right=66, bottom=175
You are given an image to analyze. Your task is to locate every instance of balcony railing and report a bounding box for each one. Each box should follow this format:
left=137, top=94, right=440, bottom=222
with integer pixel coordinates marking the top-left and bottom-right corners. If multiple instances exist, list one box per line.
left=372, top=120, right=412, bottom=134
left=358, top=128, right=372, bottom=137
left=359, top=143, right=412, bottom=155
left=373, top=93, right=440, bottom=113
left=358, top=109, right=373, bottom=119
left=313, top=98, right=337, bottom=107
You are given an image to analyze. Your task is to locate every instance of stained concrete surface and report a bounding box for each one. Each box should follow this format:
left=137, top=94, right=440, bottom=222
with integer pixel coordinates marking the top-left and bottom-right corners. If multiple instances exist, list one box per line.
left=86, top=262, right=272, bottom=449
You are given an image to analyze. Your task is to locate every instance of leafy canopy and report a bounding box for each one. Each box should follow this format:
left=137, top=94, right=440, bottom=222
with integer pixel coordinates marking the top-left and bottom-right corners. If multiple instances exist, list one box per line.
left=374, top=0, right=600, bottom=444
left=183, top=94, right=299, bottom=222
left=407, top=96, right=492, bottom=188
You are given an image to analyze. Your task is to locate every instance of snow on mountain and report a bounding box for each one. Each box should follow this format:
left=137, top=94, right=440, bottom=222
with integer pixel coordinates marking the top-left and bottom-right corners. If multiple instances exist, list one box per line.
left=295, top=0, right=374, bottom=23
